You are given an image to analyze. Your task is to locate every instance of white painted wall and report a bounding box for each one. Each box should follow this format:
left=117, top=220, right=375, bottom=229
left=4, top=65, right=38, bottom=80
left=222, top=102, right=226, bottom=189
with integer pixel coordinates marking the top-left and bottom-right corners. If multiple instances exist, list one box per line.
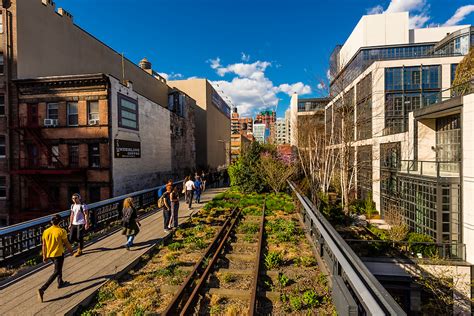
left=462, top=94, right=474, bottom=264
left=109, top=76, right=172, bottom=196
left=290, top=94, right=298, bottom=146
left=412, top=25, right=468, bottom=43
left=339, top=12, right=409, bottom=69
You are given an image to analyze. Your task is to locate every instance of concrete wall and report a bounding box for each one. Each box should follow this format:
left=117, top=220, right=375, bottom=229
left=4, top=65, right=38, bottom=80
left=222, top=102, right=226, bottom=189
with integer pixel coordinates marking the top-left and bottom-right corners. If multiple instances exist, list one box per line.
left=109, top=76, right=171, bottom=196
left=15, top=0, right=168, bottom=106
left=168, top=79, right=230, bottom=170
left=462, top=94, right=474, bottom=263
left=339, top=12, right=409, bottom=69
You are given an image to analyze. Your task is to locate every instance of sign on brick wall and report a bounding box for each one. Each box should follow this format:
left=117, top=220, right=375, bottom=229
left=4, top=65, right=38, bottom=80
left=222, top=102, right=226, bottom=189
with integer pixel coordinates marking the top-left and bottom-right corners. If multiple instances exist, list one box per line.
left=114, top=139, right=141, bottom=158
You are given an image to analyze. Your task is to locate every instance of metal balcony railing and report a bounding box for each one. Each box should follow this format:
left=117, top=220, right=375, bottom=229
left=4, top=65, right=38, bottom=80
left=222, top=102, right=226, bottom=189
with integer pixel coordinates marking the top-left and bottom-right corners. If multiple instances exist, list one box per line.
left=396, top=160, right=460, bottom=178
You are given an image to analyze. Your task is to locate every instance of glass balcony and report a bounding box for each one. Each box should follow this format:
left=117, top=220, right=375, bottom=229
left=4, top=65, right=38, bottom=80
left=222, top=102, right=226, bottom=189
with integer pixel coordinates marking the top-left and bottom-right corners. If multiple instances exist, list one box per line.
left=398, top=160, right=460, bottom=178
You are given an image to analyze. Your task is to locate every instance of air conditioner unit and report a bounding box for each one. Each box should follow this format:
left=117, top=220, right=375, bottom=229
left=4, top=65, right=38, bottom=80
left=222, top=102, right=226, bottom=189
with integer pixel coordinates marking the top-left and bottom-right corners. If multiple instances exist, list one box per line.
left=89, top=119, right=100, bottom=125
left=44, top=119, right=58, bottom=127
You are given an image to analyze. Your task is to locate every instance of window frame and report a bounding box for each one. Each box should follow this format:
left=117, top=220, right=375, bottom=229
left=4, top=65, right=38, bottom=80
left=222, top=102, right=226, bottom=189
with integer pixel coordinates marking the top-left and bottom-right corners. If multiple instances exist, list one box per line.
left=68, top=144, right=79, bottom=168
left=118, top=93, right=139, bottom=130
left=88, top=143, right=100, bottom=168
left=47, top=103, right=59, bottom=120
left=67, top=102, right=79, bottom=126
left=0, top=176, right=6, bottom=198
left=0, top=135, right=5, bottom=158
left=88, top=101, right=99, bottom=124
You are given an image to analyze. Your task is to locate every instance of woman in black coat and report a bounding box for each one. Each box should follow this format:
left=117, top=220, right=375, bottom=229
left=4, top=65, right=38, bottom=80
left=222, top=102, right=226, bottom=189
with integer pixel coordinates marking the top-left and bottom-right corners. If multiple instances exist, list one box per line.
left=121, top=197, right=141, bottom=250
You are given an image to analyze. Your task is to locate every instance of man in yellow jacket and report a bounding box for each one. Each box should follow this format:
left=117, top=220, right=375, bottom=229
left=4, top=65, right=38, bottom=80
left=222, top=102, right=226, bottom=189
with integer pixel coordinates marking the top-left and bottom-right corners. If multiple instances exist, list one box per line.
left=37, top=215, right=74, bottom=303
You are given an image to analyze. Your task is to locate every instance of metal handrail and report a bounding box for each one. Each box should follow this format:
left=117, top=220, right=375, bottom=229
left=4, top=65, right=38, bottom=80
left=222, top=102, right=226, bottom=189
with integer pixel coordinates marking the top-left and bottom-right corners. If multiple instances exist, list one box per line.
left=0, top=181, right=185, bottom=263
left=288, top=181, right=406, bottom=315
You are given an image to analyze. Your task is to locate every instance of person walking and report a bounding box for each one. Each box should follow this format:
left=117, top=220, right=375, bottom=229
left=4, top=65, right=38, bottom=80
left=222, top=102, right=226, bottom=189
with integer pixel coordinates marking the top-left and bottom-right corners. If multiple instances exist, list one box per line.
left=121, top=197, right=141, bottom=250
left=182, top=176, right=190, bottom=203
left=194, top=176, right=203, bottom=204
left=185, top=176, right=195, bottom=210
left=68, top=193, right=89, bottom=257
left=37, top=215, right=74, bottom=303
left=201, top=172, right=207, bottom=192
left=163, top=187, right=172, bottom=233
left=170, top=186, right=180, bottom=229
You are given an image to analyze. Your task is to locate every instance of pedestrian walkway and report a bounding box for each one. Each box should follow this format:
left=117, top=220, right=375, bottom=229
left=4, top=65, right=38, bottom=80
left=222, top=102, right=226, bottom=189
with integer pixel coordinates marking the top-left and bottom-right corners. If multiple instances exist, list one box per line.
left=0, top=187, right=227, bottom=316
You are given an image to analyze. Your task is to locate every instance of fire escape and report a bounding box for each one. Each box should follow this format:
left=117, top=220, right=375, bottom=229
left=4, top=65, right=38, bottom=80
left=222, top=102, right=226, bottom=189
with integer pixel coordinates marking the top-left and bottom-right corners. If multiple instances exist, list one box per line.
left=11, top=116, right=85, bottom=212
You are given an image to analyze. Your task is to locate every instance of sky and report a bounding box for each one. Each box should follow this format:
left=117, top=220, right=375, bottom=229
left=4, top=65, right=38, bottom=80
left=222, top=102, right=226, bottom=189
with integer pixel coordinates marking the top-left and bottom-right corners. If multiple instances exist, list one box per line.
left=53, top=0, right=474, bottom=118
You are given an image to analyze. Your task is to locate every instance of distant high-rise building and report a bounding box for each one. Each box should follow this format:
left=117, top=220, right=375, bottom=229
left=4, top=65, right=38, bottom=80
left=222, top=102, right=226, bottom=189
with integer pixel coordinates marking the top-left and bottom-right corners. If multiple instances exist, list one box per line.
left=253, top=123, right=268, bottom=143
left=256, top=110, right=276, bottom=128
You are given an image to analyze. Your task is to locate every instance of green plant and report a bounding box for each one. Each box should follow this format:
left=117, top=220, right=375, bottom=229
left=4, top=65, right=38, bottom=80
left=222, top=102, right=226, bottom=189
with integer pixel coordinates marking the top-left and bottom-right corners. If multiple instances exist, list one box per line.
left=228, top=142, right=267, bottom=193
left=239, top=222, right=259, bottom=234
left=278, top=273, right=290, bottom=287
left=264, top=251, right=283, bottom=270
left=280, top=293, right=289, bottom=303
left=167, top=242, right=184, bottom=251
left=289, top=295, right=303, bottom=311
left=243, top=234, right=255, bottom=243
left=295, top=256, right=317, bottom=267
left=242, top=206, right=262, bottom=216
left=407, top=232, right=437, bottom=257
left=220, top=272, right=236, bottom=283
left=302, top=289, right=320, bottom=307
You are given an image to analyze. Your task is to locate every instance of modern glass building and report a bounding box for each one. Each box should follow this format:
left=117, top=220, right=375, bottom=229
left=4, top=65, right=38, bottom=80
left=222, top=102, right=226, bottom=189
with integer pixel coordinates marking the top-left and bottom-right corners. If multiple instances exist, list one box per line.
left=325, top=11, right=472, bottom=255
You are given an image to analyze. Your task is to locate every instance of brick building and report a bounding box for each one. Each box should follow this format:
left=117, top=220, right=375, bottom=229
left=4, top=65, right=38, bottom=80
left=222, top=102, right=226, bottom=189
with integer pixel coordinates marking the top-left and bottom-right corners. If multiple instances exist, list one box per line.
left=11, top=74, right=195, bottom=222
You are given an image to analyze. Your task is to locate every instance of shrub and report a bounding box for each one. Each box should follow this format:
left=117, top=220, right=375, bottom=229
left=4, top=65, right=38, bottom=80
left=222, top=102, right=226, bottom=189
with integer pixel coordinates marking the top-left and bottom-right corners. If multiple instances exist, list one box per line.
left=302, top=290, right=320, bottom=308
left=407, top=232, right=437, bottom=257
left=228, top=142, right=266, bottom=193
left=239, top=222, right=259, bottom=234
left=167, top=242, right=184, bottom=251
left=264, top=251, right=284, bottom=270
left=277, top=273, right=290, bottom=287
left=289, top=295, right=303, bottom=311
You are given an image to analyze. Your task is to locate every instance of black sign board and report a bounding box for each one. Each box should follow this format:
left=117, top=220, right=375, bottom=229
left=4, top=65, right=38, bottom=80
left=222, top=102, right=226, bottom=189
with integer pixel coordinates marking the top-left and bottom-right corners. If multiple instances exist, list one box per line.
left=114, top=139, right=141, bottom=158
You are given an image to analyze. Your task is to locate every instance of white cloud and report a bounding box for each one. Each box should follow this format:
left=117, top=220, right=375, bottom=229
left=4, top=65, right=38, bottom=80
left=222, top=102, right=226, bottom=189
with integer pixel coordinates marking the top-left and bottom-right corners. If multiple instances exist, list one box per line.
left=317, top=82, right=325, bottom=90
left=208, top=57, right=222, bottom=70
left=367, top=5, right=383, bottom=15
left=209, top=57, right=311, bottom=117
left=385, top=0, right=426, bottom=13
left=241, top=52, right=250, bottom=62
left=368, top=0, right=430, bottom=28
left=444, top=5, right=474, bottom=26
left=158, top=72, right=183, bottom=80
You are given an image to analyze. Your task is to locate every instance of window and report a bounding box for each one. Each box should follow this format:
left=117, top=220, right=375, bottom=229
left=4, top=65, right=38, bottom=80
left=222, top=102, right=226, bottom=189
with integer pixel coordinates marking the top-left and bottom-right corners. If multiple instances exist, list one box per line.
left=47, top=103, right=59, bottom=120
left=88, top=186, right=101, bottom=203
left=451, top=64, right=458, bottom=85
left=0, top=176, right=5, bottom=198
left=67, top=102, right=78, bottom=126
left=0, top=12, right=3, bottom=33
left=118, top=94, right=138, bottom=130
left=0, top=135, right=5, bottom=158
left=88, top=143, right=100, bottom=168
left=0, top=54, right=4, bottom=75
left=0, top=95, right=4, bottom=116
left=69, top=144, right=79, bottom=168
left=50, top=145, right=59, bottom=164
left=88, top=101, right=99, bottom=124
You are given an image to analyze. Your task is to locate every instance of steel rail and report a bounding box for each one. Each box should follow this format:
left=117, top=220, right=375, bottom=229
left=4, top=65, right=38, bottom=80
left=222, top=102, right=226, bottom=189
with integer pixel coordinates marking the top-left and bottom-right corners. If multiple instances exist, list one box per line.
left=179, top=208, right=241, bottom=315
left=162, top=207, right=240, bottom=315
left=248, top=197, right=265, bottom=315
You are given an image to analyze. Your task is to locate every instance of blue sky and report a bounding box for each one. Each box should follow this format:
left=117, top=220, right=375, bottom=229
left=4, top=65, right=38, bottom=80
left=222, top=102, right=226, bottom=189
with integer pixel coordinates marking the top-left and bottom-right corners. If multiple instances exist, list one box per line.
left=54, top=0, right=473, bottom=117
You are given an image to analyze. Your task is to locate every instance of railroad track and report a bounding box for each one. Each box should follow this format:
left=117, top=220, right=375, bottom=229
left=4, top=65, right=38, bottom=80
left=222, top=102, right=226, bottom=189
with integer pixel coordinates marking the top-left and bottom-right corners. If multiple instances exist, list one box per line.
left=162, top=200, right=266, bottom=315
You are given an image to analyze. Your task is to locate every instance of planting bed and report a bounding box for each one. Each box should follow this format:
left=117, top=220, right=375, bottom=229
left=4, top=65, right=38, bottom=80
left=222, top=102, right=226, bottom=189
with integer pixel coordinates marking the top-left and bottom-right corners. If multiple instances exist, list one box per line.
left=81, top=191, right=334, bottom=315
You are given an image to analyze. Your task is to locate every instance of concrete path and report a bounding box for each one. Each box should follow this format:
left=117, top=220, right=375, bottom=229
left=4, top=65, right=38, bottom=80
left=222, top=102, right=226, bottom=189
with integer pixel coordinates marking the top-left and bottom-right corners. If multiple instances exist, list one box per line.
left=0, top=187, right=227, bottom=316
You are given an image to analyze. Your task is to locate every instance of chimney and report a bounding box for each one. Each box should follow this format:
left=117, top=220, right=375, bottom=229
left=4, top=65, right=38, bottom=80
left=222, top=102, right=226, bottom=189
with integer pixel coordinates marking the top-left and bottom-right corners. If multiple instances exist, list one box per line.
left=139, top=57, right=153, bottom=75
left=57, top=8, right=73, bottom=22
left=41, top=0, right=55, bottom=9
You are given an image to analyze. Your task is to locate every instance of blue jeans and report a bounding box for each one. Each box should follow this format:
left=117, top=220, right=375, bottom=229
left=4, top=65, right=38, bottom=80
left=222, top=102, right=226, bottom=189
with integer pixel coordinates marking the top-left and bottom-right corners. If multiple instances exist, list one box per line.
left=195, top=190, right=201, bottom=203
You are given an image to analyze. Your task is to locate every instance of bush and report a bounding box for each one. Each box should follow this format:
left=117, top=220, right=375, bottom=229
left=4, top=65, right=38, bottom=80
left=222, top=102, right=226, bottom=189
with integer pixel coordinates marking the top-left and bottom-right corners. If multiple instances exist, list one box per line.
left=228, top=142, right=266, bottom=193
left=264, top=251, right=284, bottom=270
left=407, top=232, right=437, bottom=257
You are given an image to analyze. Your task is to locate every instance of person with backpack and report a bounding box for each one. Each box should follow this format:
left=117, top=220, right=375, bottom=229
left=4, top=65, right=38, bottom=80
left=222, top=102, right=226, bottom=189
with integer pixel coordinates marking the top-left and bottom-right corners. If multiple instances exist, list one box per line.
left=121, top=197, right=141, bottom=250
left=37, top=215, right=74, bottom=303
left=170, top=186, right=180, bottom=229
left=184, top=176, right=195, bottom=210
left=68, top=193, right=89, bottom=257
left=194, top=176, right=203, bottom=204
left=162, top=187, right=172, bottom=233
